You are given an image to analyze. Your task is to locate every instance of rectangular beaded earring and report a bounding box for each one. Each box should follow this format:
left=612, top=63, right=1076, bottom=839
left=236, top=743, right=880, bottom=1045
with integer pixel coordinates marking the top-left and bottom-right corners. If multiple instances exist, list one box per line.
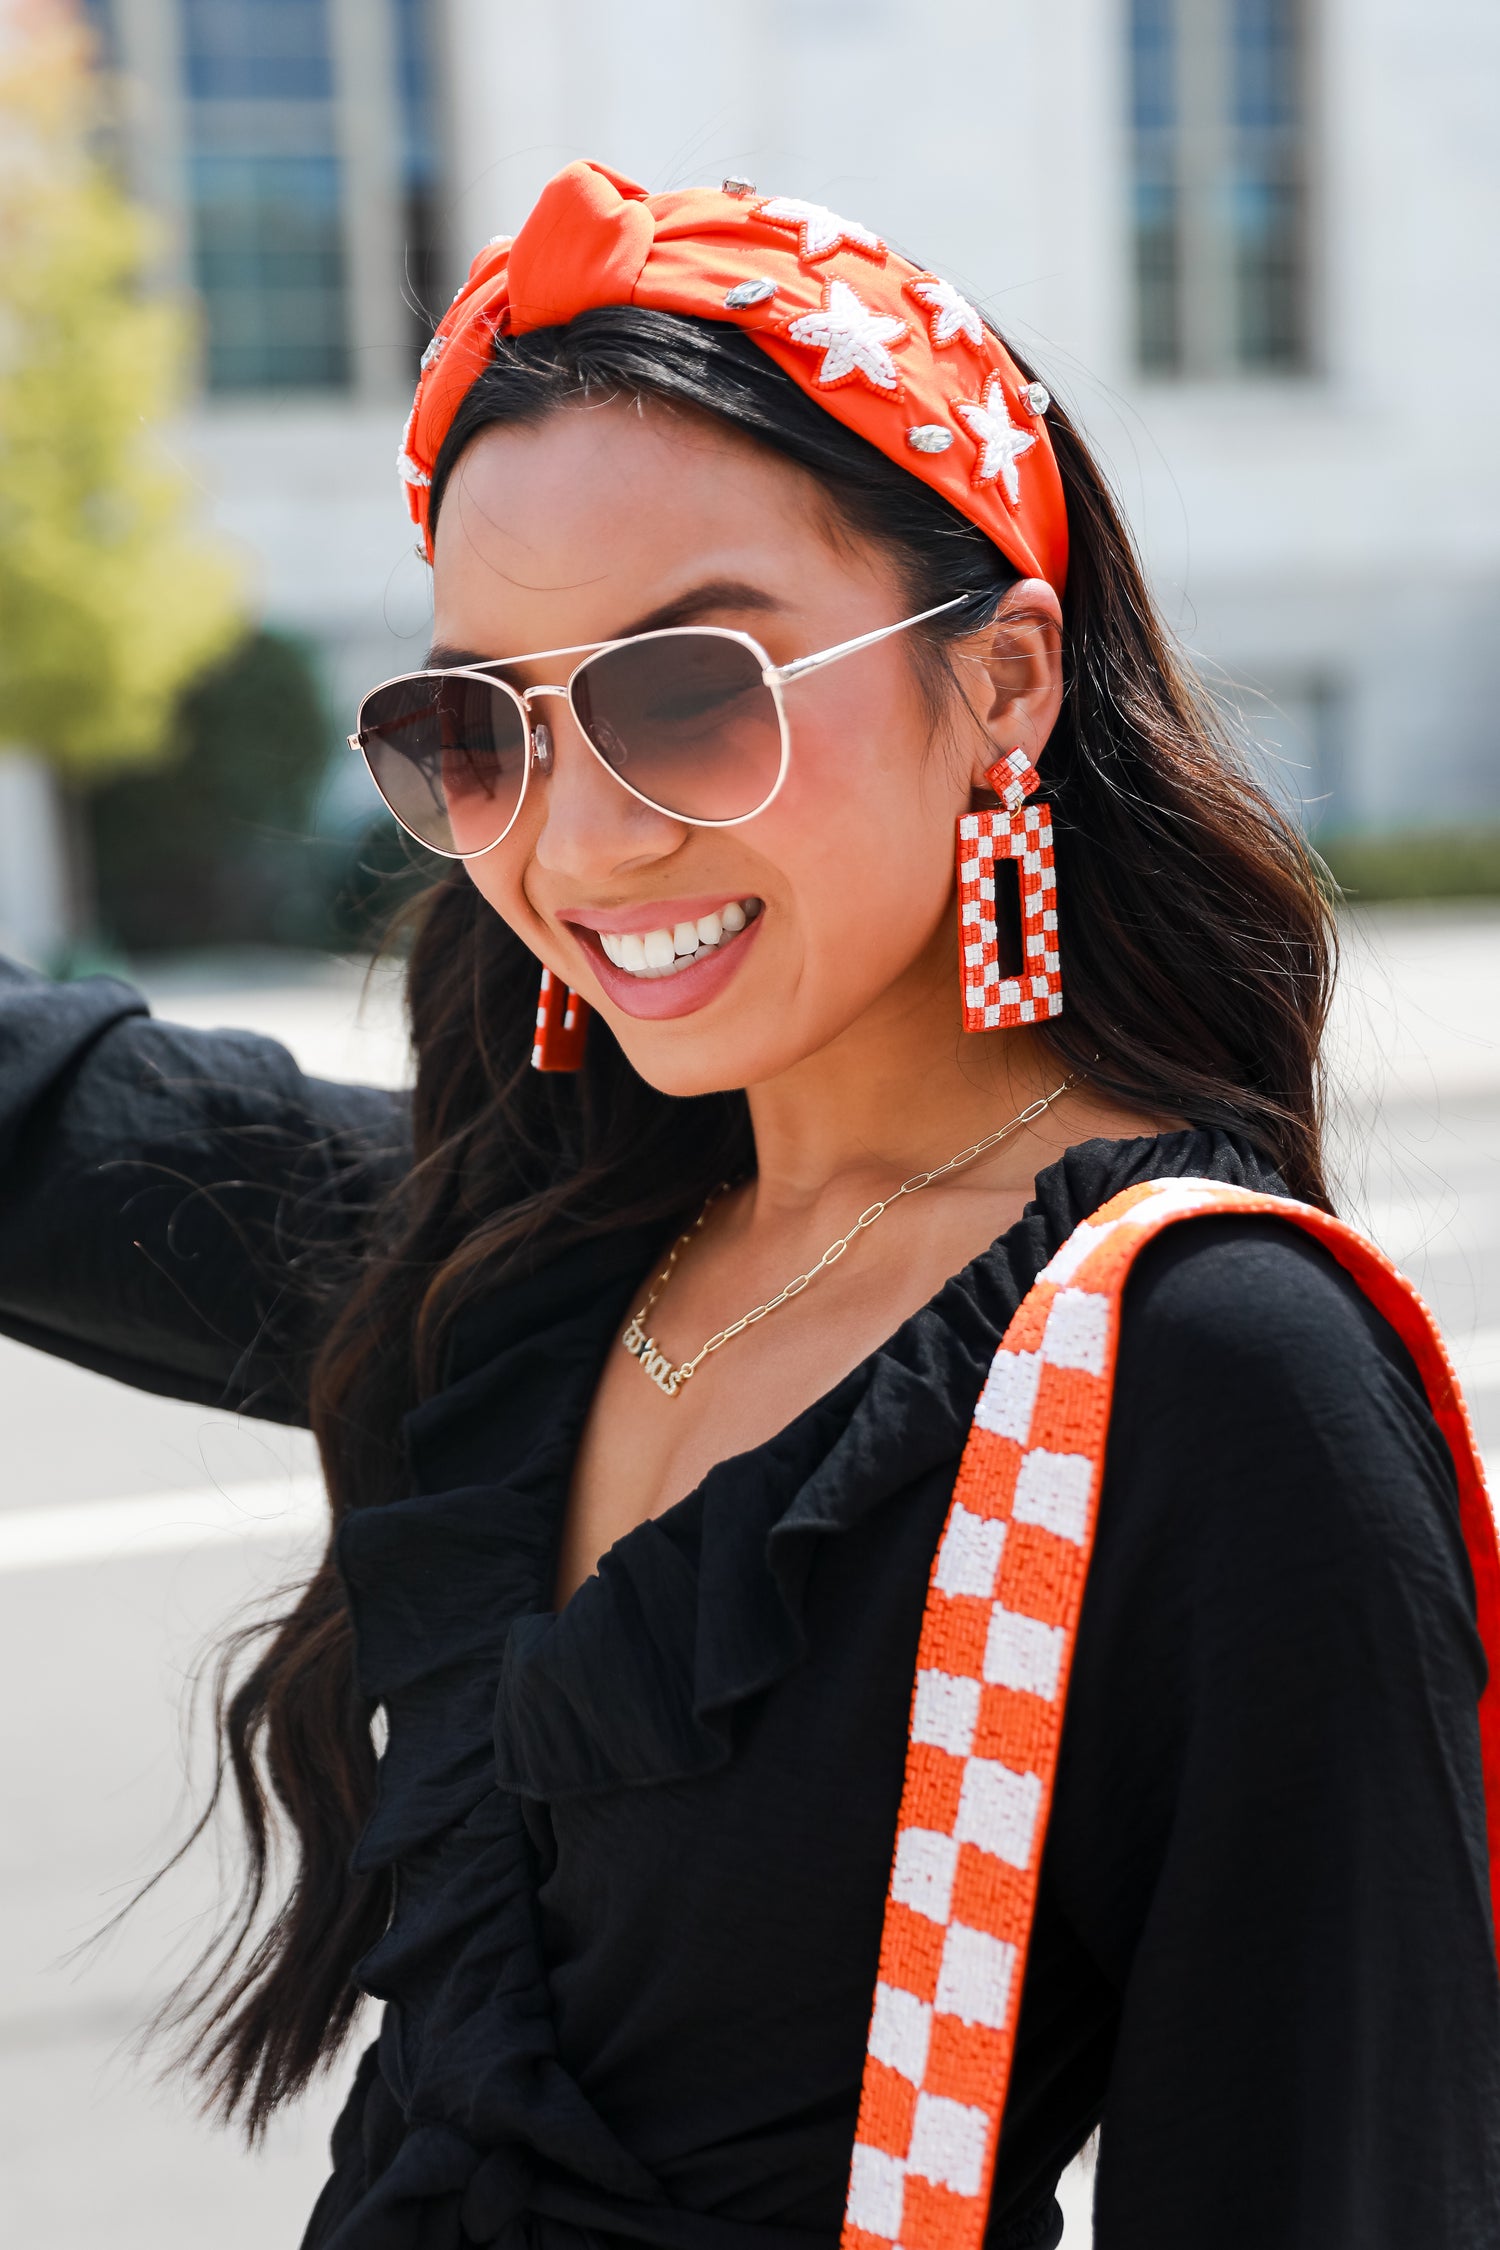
left=531, top=966, right=591, bottom=1071
left=957, top=749, right=1063, bottom=1030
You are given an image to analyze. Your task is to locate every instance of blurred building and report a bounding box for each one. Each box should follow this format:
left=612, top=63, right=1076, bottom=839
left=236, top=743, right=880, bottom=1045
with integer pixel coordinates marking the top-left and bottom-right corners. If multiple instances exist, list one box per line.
left=83, top=0, right=441, bottom=780
left=87, top=0, right=1499, bottom=834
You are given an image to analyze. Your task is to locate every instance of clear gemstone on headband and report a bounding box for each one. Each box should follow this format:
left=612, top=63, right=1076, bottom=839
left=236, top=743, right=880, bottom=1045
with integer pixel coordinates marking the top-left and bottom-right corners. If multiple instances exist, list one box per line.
left=1020, top=381, right=1051, bottom=416
left=419, top=332, right=447, bottom=371
left=907, top=424, right=955, bottom=454
left=722, top=176, right=756, bottom=197
left=724, top=277, right=777, bottom=309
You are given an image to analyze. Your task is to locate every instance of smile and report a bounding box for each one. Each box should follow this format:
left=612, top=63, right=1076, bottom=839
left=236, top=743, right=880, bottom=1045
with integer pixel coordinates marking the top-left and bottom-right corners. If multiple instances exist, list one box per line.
left=596, top=898, right=763, bottom=979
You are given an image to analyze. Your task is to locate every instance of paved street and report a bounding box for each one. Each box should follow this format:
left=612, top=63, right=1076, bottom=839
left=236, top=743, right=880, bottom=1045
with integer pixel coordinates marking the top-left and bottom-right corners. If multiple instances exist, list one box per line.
left=1, top=911, right=1497, bottom=2246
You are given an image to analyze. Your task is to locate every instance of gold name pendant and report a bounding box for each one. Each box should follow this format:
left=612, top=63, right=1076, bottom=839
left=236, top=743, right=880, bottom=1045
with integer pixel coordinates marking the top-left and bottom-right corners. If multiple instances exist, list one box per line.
left=621, top=1315, right=691, bottom=1398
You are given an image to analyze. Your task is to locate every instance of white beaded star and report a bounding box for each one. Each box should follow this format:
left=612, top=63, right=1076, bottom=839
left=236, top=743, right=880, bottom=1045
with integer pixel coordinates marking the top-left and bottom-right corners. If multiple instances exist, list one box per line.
left=786, top=279, right=908, bottom=392
left=758, top=196, right=885, bottom=262
left=909, top=275, right=984, bottom=350
left=953, top=374, right=1037, bottom=504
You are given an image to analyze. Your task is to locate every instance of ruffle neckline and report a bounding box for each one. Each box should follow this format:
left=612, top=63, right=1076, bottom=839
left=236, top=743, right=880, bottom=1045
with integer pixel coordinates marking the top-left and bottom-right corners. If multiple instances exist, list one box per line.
left=317, top=1129, right=1281, bottom=2248
left=491, top=1128, right=1278, bottom=1803
left=493, top=1298, right=999, bottom=1801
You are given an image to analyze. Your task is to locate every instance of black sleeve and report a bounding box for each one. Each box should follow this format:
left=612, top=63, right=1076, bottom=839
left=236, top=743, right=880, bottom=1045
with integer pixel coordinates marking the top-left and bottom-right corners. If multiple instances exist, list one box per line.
left=0, top=956, right=412, bottom=1425
left=1048, top=1217, right=1500, bottom=2247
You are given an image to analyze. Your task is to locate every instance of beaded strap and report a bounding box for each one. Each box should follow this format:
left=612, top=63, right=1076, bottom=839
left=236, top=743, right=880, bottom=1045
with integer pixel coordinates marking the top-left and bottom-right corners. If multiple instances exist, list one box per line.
left=841, top=1176, right=1500, bottom=2250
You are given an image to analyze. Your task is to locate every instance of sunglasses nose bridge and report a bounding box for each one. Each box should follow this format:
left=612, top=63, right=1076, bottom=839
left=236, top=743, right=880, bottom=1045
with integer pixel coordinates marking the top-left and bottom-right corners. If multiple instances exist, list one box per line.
left=520, top=682, right=586, bottom=776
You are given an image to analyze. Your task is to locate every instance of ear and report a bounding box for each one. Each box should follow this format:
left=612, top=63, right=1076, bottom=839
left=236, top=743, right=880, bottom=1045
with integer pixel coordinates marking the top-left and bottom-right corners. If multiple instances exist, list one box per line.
left=949, top=579, right=1065, bottom=788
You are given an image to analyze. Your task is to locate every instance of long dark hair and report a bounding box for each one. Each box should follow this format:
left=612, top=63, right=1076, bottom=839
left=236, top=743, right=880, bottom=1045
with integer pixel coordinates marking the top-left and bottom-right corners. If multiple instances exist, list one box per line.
left=180, top=307, right=1336, bottom=2129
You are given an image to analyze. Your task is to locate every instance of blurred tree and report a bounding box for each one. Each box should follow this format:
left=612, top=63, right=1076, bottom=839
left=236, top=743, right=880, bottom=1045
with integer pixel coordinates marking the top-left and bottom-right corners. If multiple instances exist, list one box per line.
left=0, top=0, right=240, bottom=945
left=90, top=628, right=346, bottom=953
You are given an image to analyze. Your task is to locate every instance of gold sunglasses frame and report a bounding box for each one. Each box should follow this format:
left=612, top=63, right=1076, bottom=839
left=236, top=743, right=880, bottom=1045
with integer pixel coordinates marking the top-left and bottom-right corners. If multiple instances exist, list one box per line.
left=349, top=594, right=970, bottom=861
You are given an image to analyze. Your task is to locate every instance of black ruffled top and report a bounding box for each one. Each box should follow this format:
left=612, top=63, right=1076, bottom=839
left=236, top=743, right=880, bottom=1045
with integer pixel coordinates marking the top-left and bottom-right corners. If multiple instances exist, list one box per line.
left=0, top=968, right=1493, bottom=2250
left=308, top=1135, right=1500, bottom=2250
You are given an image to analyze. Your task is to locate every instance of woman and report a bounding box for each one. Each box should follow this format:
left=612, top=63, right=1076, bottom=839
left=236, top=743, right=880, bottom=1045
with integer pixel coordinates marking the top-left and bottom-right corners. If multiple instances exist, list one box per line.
left=2, top=162, right=1497, bottom=2249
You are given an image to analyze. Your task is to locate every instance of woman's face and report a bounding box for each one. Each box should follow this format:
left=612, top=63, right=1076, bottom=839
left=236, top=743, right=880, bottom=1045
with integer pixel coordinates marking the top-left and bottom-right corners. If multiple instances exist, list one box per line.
left=430, top=397, right=1046, bottom=1097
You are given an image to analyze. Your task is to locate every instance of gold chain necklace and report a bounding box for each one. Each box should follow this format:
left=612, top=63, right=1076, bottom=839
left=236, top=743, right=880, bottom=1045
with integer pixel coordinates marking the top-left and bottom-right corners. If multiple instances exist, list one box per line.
left=621, top=1077, right=1075, bottom=1400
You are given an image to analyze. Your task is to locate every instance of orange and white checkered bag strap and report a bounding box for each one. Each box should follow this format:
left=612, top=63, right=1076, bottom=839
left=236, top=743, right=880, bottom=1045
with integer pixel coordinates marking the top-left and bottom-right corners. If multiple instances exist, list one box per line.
left=841, top=1176, right=1500, bottom=2250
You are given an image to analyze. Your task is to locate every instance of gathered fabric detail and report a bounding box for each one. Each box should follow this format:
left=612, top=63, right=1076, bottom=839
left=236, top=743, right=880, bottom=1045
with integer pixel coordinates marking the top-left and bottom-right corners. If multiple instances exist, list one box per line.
left=493, top=1346, right=987, bottom=1804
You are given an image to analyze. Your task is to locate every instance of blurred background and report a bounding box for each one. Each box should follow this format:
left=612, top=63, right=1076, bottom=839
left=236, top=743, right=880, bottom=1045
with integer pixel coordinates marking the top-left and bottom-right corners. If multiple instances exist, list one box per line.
left=0, top=0, right=1496, bottom=2244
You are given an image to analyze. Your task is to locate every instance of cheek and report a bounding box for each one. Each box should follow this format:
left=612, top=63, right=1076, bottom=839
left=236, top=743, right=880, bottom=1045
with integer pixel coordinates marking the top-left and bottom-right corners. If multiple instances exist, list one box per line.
left=461, top=853, right=540, bottom=956
left=768, top=676, right=961, bottom=981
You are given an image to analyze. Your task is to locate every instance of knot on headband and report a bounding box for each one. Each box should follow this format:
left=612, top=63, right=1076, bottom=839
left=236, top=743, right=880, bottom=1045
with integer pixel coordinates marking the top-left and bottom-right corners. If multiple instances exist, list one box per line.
left=400, top=160, right=1068, bottom=595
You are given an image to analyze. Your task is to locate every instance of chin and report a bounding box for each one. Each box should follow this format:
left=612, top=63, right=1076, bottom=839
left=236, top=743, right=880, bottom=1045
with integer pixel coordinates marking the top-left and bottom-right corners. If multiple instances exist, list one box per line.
left=605, top=1029, right=775, bottom=1102
left=598, top=1002, right=819, bottom=1100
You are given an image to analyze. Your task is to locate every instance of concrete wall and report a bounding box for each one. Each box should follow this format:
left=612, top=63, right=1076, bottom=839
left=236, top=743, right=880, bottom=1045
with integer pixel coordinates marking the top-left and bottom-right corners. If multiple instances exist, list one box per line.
left=172, top=402, right=433, bottom=759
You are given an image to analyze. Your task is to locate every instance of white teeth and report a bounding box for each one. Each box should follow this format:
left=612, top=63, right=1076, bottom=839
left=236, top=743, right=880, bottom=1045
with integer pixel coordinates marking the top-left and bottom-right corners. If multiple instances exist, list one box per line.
left=594, top=898, right=761, bottom=979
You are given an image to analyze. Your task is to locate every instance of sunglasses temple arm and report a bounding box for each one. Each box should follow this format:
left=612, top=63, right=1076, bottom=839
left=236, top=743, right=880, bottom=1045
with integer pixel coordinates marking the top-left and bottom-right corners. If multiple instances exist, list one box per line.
left=767, top=593, right=973, bottom=686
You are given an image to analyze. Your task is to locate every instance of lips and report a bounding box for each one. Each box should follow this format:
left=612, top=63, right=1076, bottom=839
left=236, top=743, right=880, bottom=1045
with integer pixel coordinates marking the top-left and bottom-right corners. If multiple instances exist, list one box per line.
left=562, top=894, right=766, bottom=1021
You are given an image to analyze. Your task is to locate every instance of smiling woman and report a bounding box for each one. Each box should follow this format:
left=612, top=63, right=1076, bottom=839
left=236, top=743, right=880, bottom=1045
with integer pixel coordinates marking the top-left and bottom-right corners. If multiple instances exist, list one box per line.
left=1, top=161, right=1498, bottom=2250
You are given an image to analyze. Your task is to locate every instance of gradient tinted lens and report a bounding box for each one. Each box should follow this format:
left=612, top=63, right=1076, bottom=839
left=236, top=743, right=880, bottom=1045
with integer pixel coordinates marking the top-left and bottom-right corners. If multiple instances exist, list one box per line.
left=572, top=632, right=782, bottom=822
left=357, top=674, right=528, bottom=856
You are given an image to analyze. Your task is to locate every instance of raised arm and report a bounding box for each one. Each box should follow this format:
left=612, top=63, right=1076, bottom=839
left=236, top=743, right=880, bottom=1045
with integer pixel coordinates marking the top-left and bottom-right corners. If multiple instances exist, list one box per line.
left=0, top=957, right=412, bottom=1427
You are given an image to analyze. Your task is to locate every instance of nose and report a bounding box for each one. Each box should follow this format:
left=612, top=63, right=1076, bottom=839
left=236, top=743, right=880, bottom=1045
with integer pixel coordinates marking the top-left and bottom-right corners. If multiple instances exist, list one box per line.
left=525, top=690, right=686, bottom=879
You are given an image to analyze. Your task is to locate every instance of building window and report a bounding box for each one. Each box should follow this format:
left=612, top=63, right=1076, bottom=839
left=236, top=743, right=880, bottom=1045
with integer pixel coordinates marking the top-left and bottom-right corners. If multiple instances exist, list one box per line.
left=180, top=0, right=350, bottom=392
left=79, top=0, right=117, bottom=66
left=1131, top=0, right=1180, bottom=373
left=1230, top=0, right=1306, bottom=369
left=1230, top=675, right=1347, bottom=831
left=1129, top=0, right=1311, bottom=378
left=393, top=0, right=440, bottom=370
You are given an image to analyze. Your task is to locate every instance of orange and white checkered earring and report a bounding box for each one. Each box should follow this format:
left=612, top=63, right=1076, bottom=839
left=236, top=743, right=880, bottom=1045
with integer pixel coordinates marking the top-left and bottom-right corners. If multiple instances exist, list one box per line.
left=957, top=750, right=1063, bottom=1030
left=531, top=965, right=590, bottom=1071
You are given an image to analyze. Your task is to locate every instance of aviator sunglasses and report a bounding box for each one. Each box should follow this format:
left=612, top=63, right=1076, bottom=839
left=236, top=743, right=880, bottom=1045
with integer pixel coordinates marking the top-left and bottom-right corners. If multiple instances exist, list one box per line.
left=350, top=595, right=970, bottom=860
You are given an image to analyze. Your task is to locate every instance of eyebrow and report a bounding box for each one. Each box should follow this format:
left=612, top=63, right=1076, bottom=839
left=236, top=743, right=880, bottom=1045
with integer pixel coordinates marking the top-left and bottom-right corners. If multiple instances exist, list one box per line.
left=424, top=579, right=786, bottom=670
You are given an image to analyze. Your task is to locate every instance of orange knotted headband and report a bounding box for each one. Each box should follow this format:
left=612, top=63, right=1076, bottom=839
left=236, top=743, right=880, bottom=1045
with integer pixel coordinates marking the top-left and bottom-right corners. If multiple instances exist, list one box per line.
left=399, top=161, right=1068, bottom=596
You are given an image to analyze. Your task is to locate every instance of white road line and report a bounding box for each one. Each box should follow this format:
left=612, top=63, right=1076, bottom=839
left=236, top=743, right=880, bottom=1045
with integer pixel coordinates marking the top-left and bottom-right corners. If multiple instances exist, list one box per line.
left=0, top=1476, right=326, bottom=1574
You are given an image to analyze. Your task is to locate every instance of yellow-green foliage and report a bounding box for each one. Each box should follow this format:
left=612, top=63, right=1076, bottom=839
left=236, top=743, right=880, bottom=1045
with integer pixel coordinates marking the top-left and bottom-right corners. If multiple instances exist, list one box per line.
left=0, top=8, right=242, bottom=776
left=1322, top=829, right=1500, bottom=903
